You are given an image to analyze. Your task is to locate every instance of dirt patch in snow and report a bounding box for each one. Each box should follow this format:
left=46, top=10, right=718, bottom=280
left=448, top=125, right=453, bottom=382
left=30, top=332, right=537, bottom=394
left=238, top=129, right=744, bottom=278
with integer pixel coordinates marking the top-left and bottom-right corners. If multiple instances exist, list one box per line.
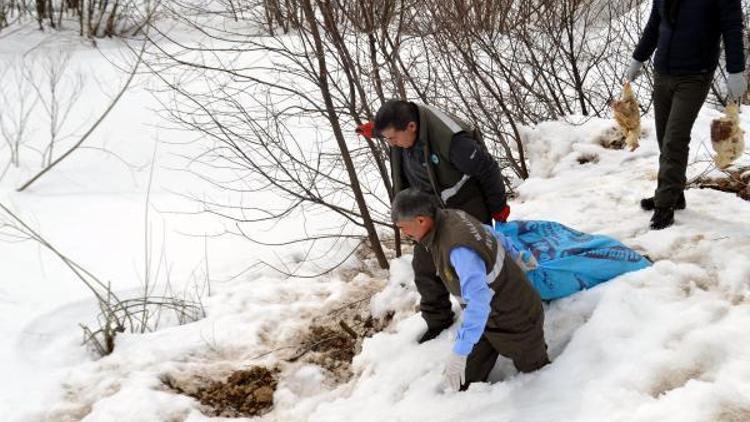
left=715, top=403, right=750, bottom=422
left=162, top=366, right=279, bottom=418
left=648, top=364, right=708, bottom=397
left=161, top=291, right=394, bottom=415
left=288, top=311, right=395, bottom=383
left=577, top=153, right=600, bottom=165
left=162, top=248, right=396, bottom=417
left=290, top=325, right=357, bottom=381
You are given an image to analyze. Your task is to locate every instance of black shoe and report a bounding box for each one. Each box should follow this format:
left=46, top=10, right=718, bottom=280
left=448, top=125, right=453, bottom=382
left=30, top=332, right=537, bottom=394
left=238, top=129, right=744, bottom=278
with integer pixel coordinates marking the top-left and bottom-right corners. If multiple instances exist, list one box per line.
left=417, top=325, right=450, bottom=344
left=640, top=193, right=686, bottom=211
left=650, top=207, right=675, bottom=230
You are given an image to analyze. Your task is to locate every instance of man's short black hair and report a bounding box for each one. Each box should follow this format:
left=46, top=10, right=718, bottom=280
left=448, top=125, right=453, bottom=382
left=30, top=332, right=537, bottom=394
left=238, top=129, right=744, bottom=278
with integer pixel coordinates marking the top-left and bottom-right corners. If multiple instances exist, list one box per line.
left=391, top=188, right=437, bottom=222
left=374, top=100, right=418, bottom=132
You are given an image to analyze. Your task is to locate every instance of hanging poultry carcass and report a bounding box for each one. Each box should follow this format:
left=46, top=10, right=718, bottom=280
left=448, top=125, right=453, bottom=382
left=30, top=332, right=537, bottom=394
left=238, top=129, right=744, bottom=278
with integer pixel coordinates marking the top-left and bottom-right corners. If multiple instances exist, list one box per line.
left=710, top=102, right=745, bottom=169
left=611, top=82, right=642, bottom=152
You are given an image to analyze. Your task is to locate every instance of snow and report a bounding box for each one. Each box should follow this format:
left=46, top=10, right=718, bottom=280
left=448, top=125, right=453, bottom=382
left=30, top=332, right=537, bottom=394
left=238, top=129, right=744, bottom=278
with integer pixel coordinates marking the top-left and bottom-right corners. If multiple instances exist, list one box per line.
left=2, top=20, right=750, bottom=422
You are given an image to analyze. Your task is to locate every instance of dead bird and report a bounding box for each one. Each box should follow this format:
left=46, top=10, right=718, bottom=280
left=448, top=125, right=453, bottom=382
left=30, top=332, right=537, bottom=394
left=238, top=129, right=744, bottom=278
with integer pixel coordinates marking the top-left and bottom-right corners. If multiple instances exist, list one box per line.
left=711, top=102, right=745, bottom=169
left=611, top=82, right=642, bottom=152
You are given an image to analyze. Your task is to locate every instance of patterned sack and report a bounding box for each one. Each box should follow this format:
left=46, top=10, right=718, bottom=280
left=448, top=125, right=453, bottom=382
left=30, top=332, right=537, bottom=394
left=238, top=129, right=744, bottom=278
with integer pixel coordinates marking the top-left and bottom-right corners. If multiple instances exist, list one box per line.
left=495, top=220, right=651, bottom=300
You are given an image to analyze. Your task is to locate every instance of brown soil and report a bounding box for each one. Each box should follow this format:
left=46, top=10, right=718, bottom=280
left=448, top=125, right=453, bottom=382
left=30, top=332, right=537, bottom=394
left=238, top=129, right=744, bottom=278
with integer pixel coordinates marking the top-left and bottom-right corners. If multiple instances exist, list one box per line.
left=161, top=254, right=395, bottom=418
left=162, top=366, right=278, bottom=418
left=293, top=325, right=356, bottom=379
left=577, top=153, right=600, bottom=165
left=692, top=168, right=750, bottom=201
left=161, top=310, right=394, bottom=416
left=289, top=311, right=394, bottom=383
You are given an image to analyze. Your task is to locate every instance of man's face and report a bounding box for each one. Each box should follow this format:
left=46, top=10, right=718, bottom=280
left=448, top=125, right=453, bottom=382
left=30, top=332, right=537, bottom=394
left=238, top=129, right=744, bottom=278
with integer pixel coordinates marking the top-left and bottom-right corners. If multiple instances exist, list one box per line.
left=396, top=216, right=433, bottom=242
left=380, top=122, right=418, bottom=148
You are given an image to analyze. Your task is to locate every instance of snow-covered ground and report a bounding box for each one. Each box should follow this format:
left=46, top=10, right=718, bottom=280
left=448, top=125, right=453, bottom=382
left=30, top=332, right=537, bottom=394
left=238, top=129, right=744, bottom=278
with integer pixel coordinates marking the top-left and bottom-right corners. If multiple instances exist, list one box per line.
left=2, top=23, right=750, bottom=422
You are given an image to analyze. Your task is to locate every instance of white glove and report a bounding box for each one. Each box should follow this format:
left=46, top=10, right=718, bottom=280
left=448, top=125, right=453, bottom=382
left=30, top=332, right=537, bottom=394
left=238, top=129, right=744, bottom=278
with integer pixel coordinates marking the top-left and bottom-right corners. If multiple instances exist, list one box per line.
left=727, top=72, right=748, bottom=102
left=443, top=352, right=468, bottom=392
left=625, top=59, right=644, bottom=82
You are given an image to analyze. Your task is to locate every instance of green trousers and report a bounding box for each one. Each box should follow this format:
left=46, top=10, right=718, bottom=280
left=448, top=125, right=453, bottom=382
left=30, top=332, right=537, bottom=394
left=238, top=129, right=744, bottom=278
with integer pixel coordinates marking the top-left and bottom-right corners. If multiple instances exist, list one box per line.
left=652, top=71, right=713, bottom=208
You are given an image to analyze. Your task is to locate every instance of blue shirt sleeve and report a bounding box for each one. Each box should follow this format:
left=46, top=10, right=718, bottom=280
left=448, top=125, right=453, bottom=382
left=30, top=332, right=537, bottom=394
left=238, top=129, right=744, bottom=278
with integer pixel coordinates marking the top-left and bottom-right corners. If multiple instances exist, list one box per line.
left=495, top=231, right=521, bottom=264
left=449, top=246, right=495, bottom=356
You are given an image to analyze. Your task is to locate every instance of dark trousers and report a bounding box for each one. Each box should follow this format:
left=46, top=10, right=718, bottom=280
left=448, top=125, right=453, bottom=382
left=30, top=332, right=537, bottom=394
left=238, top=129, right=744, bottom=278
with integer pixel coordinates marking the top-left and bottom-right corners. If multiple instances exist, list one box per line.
left=413, top=243, right=455, bottom=329
left=463, top=300, right=549, bottom=388
left=652, top=72, right=713, bottom=208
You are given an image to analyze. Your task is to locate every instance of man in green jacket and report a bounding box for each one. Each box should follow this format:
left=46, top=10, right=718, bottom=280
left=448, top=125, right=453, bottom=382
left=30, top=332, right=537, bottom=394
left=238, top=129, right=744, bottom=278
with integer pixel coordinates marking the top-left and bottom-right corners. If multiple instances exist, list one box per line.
left=369, top=100, right=510, bottom=343
left=391, top=188, right=548, bottom=391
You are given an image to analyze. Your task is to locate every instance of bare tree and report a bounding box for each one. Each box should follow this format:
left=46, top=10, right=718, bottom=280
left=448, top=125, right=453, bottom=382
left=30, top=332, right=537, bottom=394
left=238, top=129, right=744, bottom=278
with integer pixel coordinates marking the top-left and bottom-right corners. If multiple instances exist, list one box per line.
left=143, top=0, right=405, bottom=269
left=0, top=58, right=38, bottom=177
left=140, top=0, right=655, bottom=272
left=23, top=52, right=85, bottom=168
left=17, top=38, right=146, bottom=191
left=380, top=0, right=644, bottom=181
left=0, top=0, right=156, bottom=38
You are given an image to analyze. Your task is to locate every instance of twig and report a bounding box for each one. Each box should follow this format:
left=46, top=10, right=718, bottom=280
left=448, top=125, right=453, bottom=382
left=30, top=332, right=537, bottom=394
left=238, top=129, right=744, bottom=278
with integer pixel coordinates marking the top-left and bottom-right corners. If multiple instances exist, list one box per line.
left=326, top=295, right=373, bottom=316
left=338, top=320, right=358, bottom=339
left=17, top=38, right=147, bottom=192
left=285, top=334, right=345, bottom=363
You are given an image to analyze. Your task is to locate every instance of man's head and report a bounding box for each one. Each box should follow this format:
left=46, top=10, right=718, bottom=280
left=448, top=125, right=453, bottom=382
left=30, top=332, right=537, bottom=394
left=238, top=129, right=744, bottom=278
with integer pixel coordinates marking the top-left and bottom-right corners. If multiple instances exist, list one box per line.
left=391, top=188, right=437, bottom=242
left=374, top=100, right=419, bottom=148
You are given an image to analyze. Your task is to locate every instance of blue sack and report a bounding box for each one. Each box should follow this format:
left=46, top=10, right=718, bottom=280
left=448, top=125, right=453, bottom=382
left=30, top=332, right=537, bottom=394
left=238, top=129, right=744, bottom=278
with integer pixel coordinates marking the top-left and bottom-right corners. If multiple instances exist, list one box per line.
left=495, top=220, right=651, bottom=300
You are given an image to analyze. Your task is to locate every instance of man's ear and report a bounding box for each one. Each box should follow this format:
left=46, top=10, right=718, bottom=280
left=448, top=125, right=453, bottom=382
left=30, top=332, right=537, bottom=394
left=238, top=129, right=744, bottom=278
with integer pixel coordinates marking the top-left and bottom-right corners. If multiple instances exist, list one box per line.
left=407, top=121, right=417, bottom=133
left=415, top=216, right=426, bottom=226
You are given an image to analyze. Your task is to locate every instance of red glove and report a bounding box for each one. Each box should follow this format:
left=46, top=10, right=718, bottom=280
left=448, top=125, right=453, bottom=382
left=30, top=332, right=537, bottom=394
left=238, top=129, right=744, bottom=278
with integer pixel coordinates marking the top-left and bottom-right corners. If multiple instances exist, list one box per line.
left=355, top=121, right=375, bottom=139
left=492, top=205, right=510, bottom=223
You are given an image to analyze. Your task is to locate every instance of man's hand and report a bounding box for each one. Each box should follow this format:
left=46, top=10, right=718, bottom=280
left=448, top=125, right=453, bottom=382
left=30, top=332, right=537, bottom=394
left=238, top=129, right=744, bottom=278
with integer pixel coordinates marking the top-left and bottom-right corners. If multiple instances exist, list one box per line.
left=443, top=352, right=468, bottom=392
left=727, top=73, right=748, bottom=102
left=625, top=59, right=644, bottom=82
left=492, top=205, right=510, bottom=224
left=355, top=121, right=375, bottom=139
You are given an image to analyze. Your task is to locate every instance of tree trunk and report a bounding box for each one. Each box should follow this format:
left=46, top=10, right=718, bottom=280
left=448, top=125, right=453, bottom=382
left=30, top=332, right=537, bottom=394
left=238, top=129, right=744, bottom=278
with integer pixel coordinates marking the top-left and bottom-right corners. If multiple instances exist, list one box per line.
left=301, top=0, right=389, bottom=269
left=35, top=0, right=44, bottom=29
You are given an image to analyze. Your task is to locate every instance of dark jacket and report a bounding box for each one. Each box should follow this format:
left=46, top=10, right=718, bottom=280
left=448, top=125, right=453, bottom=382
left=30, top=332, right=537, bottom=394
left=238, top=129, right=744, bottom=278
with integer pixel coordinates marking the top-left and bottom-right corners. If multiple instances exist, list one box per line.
left=391, top=103, right=506, bottom=223
left=633, top=0, right=746, bottom=75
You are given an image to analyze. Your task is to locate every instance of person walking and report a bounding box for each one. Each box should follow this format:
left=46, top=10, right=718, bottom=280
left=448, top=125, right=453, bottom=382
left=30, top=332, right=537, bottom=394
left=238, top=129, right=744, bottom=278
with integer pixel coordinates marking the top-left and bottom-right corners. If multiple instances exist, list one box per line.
left=625, top=0, right=747, bottom=229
